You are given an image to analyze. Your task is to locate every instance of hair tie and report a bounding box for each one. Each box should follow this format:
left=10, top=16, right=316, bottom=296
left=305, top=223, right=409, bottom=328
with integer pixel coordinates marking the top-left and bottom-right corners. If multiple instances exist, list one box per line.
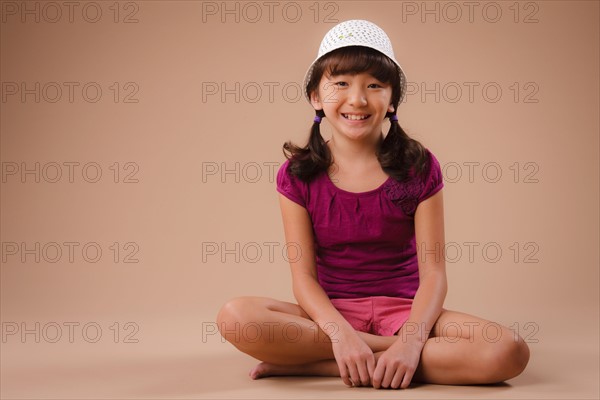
left=390, top=115, right=398, bottom=122
left=314, top=116, right=322, bottom=124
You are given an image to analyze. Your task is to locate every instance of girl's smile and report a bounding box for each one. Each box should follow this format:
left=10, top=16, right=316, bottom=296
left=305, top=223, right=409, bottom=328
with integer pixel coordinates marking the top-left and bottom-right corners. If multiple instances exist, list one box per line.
left=342, top=113, right=371, bottom=121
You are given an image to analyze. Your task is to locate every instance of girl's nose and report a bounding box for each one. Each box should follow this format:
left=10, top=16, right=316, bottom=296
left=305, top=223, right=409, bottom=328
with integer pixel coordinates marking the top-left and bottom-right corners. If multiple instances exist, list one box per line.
left=347, top=87, right=367, bottom=107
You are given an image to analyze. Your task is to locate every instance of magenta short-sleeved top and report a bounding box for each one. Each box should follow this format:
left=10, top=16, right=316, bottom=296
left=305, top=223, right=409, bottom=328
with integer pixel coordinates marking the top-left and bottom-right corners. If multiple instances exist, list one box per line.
left=276, top=148, right=444, bottom=299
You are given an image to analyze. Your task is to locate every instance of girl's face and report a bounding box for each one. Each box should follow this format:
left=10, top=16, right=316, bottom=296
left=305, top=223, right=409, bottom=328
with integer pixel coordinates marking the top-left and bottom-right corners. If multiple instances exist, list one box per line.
left=311, top=71, right=395, bottom=142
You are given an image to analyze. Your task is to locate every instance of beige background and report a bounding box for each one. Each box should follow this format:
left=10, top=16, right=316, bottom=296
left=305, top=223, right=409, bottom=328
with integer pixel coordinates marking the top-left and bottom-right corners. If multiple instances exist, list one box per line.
left=1, top=0, right=598, bottom=398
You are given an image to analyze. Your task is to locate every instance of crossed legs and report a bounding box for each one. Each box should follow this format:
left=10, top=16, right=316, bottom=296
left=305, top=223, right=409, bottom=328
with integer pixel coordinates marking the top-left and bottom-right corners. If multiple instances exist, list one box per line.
left=216, top=296, right=530, bottom=386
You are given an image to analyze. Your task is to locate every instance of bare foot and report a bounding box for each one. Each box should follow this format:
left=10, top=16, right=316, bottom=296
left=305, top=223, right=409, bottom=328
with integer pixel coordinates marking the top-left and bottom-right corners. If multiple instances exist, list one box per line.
left=249, top=360, right=340, bottom=380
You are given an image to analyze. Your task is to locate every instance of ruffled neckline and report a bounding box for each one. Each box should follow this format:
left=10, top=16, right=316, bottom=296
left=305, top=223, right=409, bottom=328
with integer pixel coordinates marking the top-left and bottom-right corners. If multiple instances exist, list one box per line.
left=323, top=171, right=393, bottom=197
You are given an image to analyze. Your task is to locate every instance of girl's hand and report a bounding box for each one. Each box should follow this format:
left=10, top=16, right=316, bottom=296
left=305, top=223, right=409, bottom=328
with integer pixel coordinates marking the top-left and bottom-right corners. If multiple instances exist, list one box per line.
left=372, top=340, right=423, bottom=389
left=330, top=330, right=375, bottom=387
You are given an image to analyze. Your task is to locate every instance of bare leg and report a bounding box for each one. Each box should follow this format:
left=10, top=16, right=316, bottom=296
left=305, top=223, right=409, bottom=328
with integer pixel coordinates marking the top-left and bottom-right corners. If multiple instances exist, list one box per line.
left=409, top=309, right=530, bottom=385
left=250, top=358, right=341, bottom=379
left=217, top=297, right=530, bottom=385
left=250, top=351, right=385, bottom=380
left=216, top=296, right=396, bottom=364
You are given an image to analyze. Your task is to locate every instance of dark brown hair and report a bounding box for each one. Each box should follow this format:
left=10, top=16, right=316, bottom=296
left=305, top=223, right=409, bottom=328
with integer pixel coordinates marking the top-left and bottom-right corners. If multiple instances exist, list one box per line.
left=282, top=46, right=430, bottom=182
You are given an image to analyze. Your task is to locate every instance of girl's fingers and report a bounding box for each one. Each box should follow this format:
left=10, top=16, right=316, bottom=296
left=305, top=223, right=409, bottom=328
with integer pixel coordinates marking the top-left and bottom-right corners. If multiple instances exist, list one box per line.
left=382, top=364, right=396, bottom=388
left=390, top=369, right=404, bottom=389
left=338, top=362, right=352, bottom=387
left=357, top=360, right=371, bottom=386
left=366, top=356, right=376, bottom=384
left=347, top=363, right=361, bottom=387
left=372, top=363, right=385, bottom=389
left=400, top=369, right=414, bottom=389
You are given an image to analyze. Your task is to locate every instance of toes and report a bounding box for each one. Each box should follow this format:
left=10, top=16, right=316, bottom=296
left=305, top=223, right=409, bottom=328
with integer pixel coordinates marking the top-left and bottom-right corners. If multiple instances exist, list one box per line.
left=249, top=362, right=270, bottom=380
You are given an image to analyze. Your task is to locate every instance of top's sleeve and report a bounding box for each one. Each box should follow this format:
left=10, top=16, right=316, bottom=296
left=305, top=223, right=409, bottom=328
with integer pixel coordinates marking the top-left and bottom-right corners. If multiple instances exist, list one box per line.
left=276, top=159, right=307, bottom=208
left=417, top=149, right=444, bottom=203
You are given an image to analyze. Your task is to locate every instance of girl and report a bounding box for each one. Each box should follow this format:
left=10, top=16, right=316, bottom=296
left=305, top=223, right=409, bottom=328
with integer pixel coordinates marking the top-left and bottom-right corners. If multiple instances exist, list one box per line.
left=217, top=20, right=530, bottom=390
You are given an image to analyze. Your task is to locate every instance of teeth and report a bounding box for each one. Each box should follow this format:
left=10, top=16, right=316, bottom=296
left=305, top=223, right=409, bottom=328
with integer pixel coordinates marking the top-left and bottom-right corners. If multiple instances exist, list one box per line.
left=343, top=114, right=369, bottom=120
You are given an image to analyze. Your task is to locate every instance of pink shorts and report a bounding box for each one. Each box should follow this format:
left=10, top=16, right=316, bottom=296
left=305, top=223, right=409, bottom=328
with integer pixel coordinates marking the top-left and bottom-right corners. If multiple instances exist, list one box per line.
left=330, top=296, right=413, bottom=336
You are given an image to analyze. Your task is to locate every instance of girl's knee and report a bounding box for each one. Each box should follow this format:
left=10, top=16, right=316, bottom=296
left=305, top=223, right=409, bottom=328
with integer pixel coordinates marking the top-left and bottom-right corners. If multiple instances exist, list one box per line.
left=217, top=297, right=259, bottom=346
left=216, top=296, right=279, bottom=335
left=483, top=332, right=530, bottom=382
left=217, top=296, right=264, bottom=325
left=216, top=296, right=286, bottom=351
left=504, top=335, right=530, bottom=377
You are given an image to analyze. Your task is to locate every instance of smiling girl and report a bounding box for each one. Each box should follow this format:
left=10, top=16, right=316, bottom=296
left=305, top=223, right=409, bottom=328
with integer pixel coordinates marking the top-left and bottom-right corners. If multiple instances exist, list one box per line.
left=216, top=19, right=530, bottom=390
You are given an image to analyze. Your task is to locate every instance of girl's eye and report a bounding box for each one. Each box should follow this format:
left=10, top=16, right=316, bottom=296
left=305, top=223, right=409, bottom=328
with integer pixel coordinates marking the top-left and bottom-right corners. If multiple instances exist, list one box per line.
left=334, top=81, right=348, bottom=87
left=368, top=83, right=381, bottom=88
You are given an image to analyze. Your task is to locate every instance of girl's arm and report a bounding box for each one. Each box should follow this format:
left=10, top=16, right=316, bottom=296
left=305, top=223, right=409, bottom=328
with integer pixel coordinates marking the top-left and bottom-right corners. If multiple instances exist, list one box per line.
left=373, top=188, right=447, bottom=389
left=404, top=188, right=448, bottom=345
left=278, top=193, right=375, bottom=386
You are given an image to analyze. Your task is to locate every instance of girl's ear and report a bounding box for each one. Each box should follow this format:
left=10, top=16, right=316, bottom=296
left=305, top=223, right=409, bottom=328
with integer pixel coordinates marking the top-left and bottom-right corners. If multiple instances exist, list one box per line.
left=388, top=104, right=395, bottom=113
left=310, top=91, right=323, bottom=111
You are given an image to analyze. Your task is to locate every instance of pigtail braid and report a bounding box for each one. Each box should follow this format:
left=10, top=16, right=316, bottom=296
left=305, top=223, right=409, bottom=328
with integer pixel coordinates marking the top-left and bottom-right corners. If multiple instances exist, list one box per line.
left=283, top=110, right=332, bottom=181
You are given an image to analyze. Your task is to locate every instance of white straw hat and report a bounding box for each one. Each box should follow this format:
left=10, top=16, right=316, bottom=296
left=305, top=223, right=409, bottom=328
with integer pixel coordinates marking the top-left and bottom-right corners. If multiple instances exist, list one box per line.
left=303, top=19, right=408, bottom=104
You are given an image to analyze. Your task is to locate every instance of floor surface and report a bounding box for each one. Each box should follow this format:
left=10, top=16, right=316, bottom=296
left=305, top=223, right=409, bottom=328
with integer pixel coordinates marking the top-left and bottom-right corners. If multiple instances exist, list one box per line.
left=2, top=329, right=598, bottom=399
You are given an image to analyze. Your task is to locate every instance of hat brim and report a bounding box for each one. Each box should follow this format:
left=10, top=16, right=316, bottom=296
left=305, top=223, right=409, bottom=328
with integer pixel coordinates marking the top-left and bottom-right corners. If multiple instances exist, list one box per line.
left=302, top=44, right=408, bottom=105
